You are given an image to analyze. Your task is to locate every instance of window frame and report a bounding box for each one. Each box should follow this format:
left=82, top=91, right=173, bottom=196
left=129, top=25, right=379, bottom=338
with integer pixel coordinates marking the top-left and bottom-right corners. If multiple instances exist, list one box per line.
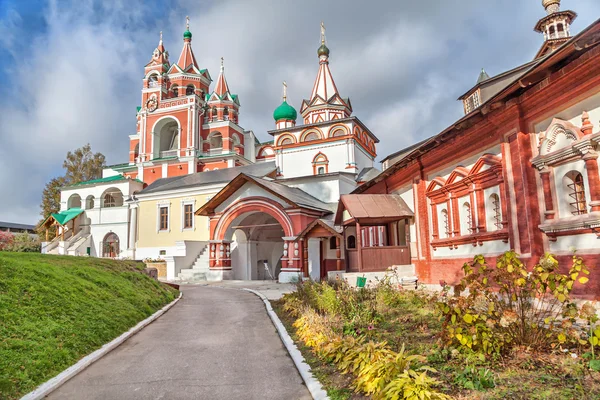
left=156, top=202, right=171, bottom=232
left=181, top=199, right=196, bottom=231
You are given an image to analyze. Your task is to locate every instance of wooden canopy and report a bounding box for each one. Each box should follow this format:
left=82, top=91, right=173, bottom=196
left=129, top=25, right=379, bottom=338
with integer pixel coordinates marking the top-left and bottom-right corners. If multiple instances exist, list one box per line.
left=334, top=194, right=414, bottom=226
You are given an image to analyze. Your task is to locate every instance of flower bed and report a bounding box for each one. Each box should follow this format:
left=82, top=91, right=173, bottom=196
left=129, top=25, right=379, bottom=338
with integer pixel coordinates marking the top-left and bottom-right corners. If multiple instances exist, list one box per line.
left=274, top=252, right=600, bottom=399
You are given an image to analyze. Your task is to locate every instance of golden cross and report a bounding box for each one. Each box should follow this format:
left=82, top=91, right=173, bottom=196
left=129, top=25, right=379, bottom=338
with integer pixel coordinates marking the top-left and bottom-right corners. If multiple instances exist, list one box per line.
left=283, top=81, right=287, bottom=101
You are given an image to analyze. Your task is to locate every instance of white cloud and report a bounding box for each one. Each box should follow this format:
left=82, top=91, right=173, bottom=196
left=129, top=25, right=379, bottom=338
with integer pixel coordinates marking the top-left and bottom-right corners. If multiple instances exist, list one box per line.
left=0, top=0, right=599, bottom=224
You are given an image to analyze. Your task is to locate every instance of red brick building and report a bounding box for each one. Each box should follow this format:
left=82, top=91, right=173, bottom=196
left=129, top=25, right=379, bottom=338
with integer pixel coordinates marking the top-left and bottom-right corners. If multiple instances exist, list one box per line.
left=343, top=2, right=600, bottom=297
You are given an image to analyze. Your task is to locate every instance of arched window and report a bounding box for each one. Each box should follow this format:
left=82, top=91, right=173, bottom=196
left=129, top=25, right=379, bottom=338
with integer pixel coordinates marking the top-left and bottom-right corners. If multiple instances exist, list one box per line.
left=212, top=107, right=218, bottom=121
left=440, top=209, right=450, bottom=239
left=329, top=236, right=337, bottom=250
left=67, top=194, right=82, bottom=209
left=186, top=85, right=195, bottom=95
left=85, top=195, right=95, bottom=210
left=488, top=194, right=502, bottom=231
left=231, top=134, right=240, bottom=147
left=461, top=202, right=472, bottom=235
left=347, top=235, right=356, bottom=249
left=313, top=153, right=328, bottom=175
left=209, top=132, right=223, bottom=150
left=567, top=172, right=587, bottom=215
left=223, top=107, right=229, bottom=120
left=104, top=194, right=116, bottom=207
left=102, top=188, right=123, bottom=208
left=172, top=86, right=179, bottom=97
left=134, top=143, right=140, bottom=160
left=549, top=25, right=556, bottom=39
left=148, top=74, right=158, bottom=88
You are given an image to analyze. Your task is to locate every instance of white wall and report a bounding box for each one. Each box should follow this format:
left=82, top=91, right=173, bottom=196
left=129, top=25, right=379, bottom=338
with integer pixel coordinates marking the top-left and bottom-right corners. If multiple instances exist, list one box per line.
left=214, top=182, right=290, bottom=213
left=279, top=141, right=348, bottom=178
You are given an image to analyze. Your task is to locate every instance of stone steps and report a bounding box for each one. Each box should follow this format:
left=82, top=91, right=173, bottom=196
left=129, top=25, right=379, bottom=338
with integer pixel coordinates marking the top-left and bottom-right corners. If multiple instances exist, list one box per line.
left=177, top=245, right=210, bottom=281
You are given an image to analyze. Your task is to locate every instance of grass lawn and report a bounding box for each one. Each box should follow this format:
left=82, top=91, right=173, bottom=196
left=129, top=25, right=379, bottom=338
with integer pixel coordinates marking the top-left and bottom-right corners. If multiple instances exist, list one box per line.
left=0, top=253, right=178, bottom=399
left=274, top=281, right=600, bottom=399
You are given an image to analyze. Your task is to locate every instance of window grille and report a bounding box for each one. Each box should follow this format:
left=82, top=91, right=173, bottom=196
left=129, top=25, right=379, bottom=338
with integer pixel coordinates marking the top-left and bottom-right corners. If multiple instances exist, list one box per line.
left=491, top=194, right=503, bottom=230
left=568, top=173, right=587, bottom=215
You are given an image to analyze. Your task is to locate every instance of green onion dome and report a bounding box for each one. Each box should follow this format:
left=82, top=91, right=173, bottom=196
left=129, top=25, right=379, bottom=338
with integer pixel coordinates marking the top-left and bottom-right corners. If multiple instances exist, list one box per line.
left=317, top=44, right=330, bottom=57
left=183, top=30, right=192, bottom=40
left=273, top=101, right=297, bottom=121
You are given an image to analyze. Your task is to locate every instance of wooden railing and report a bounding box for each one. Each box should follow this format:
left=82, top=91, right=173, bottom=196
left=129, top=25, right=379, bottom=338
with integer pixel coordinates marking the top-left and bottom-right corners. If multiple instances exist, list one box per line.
left=347, top=246, right=411, bottom=272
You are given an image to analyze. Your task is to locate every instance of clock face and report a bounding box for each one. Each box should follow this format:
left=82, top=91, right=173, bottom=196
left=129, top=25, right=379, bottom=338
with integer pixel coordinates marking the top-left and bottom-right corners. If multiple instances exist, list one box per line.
left=146, top=97, right=158, bottom=112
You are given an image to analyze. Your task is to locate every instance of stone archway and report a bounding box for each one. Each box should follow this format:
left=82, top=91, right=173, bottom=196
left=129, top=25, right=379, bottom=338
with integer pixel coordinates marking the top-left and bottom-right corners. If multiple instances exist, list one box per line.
left=102, top=232, right=120, bottom=258
left=208, top=197, right=301, bottom=282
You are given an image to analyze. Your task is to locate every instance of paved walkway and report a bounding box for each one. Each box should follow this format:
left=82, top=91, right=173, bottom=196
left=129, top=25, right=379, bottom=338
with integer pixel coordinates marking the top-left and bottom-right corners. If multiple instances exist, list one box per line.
left=50, top=285, right=311, bottom=400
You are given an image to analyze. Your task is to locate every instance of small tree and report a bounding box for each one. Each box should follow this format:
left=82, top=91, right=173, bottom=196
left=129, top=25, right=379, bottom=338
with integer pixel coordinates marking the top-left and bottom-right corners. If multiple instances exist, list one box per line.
left=62, top=143, right=106, bottom=184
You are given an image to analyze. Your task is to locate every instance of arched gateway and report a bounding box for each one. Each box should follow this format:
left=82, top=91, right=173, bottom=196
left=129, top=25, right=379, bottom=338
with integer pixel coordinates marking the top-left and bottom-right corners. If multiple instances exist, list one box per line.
left=195, top=173, right=333, bottom=282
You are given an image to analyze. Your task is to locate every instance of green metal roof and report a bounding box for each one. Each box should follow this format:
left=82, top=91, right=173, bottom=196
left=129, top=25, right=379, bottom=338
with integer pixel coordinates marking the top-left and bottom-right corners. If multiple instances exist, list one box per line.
left=51, top=208, right=84, bottom=226
left=72, top=174, right=142, bottom=187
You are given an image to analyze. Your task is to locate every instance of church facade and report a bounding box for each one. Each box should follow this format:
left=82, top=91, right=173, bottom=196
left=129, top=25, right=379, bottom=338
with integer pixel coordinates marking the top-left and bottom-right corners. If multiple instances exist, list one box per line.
left=42, top=2, right=600, bottom=294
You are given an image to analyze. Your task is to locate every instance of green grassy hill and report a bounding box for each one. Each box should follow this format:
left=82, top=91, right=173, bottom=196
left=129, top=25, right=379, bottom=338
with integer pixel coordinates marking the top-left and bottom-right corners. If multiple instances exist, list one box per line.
left=0, top=253, right=178, bottom=399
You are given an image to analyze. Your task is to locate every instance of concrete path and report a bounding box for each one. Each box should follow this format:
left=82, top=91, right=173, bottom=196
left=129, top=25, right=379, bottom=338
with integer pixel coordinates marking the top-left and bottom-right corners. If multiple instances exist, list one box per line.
left=49, top=285, right=311, bottom=400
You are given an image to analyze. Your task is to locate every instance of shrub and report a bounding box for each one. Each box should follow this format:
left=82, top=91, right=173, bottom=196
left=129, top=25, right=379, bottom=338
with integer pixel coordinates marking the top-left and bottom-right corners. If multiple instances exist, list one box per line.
left=3, top=233, right=41, bottom=252
left=454, top=366, right=495, bottom=391
left=376, top=369, right=451, bottom=400
left=437, top=251, right=590, bottom=356
left=0, top=231, right=14, bottom=250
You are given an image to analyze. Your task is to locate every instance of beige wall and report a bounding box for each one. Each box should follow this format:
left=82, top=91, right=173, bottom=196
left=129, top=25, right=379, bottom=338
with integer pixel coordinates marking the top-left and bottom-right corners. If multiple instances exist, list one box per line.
left=137, top=193, right=214, bottom=248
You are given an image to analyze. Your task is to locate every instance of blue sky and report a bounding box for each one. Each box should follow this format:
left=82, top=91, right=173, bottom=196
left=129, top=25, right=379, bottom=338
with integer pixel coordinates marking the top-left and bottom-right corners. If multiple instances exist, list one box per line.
left=0, top=0, right=598, bottom=224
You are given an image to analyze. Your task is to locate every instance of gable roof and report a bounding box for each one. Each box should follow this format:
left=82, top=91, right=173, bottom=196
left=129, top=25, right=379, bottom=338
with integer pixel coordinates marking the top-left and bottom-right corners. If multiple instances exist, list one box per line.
left=296, top=218, right=342, bottom=240
left=335, top=194, right=414, bottom=225
left=138, top=162, right=277, bottom=195
left=41, top=208, right=84, bottom=228
left=196, top=173, right=334, bottom=216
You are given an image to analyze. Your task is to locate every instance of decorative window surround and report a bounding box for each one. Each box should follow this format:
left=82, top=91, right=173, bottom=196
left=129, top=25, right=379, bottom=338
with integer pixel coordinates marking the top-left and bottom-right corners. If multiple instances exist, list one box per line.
left=427, top=154, right=508, bottom=249
left=531, top=116, right=600, bottom=237
left=181, top=198, right=196, bottom=231
left=156, top=201, right=171, bottom=233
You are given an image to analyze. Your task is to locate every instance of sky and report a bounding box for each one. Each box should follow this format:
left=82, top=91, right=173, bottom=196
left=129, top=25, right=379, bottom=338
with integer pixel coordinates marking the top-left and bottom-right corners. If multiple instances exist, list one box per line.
left=0, top=0, right=598, bottom=224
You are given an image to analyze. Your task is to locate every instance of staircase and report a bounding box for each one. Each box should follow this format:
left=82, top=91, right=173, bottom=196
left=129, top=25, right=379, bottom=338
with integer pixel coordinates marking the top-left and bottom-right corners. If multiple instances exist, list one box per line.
left=177, top=245, right=210, bottom=281
left=66, top=230, right=91, bottom=255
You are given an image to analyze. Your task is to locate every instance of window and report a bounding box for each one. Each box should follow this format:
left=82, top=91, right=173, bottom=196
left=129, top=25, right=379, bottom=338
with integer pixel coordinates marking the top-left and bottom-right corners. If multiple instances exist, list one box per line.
left=347, top=235, right=356, bottom=249
left=317, top=167, right=325, bottom=175
left=440, top=209, right=450, bottom=238
left=329, top=236, right=337, bottom=250
left=134, top=143, right=140, bottom=160
left=172, top=87, right=179, bottom=97
left=489, top=194, right=502, bottom=231
left=212, top=107, right=217, bottom=121
left=148, top=74, right=159, bottom=88
left=209, top=133, right=223, bottom=150
left=464, top=91, right=480, bottom=114
left=223, top=107, right=229, bottom=120
left=85, top=195, right=95, bottom=210
left=159, top=207, right=169, bottom=231
left=567, top=172, right=587, bottom=215
left=104, top=194, right=116, bottom=208
left=461, top=202, right=473, bottom=235
left=331, top=128, right=345, bottom=138
left=183, top=204, right=193, bottom=229
left=186, top=85, right=195, bottom=95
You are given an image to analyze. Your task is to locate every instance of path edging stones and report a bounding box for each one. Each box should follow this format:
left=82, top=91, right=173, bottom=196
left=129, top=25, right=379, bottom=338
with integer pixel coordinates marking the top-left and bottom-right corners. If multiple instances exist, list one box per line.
left=242, top=288, right=330, bottom=400
left=21, top=291, right=183, bottom=400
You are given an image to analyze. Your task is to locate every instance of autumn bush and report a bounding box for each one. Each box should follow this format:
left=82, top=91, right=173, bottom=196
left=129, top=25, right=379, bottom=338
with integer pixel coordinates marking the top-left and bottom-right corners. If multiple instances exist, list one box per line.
left=437, top=251, right=592, bottom=356
left=283, top=281, right=449, bottom=399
